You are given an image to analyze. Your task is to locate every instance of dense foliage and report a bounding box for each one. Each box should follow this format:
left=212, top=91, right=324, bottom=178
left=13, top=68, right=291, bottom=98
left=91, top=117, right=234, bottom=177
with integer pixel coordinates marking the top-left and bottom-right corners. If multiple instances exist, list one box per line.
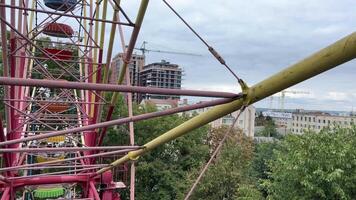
left=190, top=127, right=257, bottom=200
left=266, top=127, right=356, bottom=200
left=100, top=91, right=356, bottom=200
left=134, top=110, right=210, bottom=200
left=104, top=100, right=356, bottom=200
left=102, top=98, right=210, bottom=199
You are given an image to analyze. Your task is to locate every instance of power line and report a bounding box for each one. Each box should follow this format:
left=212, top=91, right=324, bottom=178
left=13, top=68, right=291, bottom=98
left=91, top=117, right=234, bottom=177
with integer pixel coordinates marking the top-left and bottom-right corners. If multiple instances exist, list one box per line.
left=184, top=106, right=247, bottom=200
left=162, top=0, right=243, bottom=86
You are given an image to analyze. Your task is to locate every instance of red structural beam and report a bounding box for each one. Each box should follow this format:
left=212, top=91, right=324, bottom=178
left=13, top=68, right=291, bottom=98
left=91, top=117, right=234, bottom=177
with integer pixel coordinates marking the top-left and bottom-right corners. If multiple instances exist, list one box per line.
left=0, top=18, right=80, bottom=81
left=0, top=3, right=134, bottom=26
left=8, top=166, right=103, bottom=180
left=4, top=99, right=106, bottom=105
left=9, top=174, right=94, bottom=188
left=13, top=54, right=102, bottom=65
left=0, top=146, right=142, bottom=153
left=0, top=98, right=238, bottom=147
left=4, top=164, right=109, bottom=171
left=0, top=77, right=240, bottom=98
left=0, top=149, right=133, bottom=172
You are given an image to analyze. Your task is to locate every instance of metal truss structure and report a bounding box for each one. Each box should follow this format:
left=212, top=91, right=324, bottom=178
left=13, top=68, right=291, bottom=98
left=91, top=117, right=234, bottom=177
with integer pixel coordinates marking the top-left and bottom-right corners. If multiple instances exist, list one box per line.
left=0, top=0, right=355, bottom=199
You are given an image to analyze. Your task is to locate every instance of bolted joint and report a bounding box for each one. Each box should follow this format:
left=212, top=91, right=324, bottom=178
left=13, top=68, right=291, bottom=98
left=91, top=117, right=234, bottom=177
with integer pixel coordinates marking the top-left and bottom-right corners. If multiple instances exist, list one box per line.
left=127, top=151, right=140, bottom=161
left=238, top=79, right=251, bottom=106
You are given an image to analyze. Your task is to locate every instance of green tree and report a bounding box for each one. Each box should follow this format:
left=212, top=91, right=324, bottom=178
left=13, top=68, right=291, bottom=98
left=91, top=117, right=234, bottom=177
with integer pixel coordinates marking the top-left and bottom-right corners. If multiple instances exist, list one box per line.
left=266, top=127, right=356, bottom=200
left=190, top=127, right=255, bottom=200
left=257, top=119, right=278, bottom=138
left=103, top=100, right=210, bottom=200
left=255, top=112, right=267, bottom=126
left=234, top=185, right=264, bottom=200
left=249, top=142, right=279, bottom=197
left=134, top=110, right=210, bottom=200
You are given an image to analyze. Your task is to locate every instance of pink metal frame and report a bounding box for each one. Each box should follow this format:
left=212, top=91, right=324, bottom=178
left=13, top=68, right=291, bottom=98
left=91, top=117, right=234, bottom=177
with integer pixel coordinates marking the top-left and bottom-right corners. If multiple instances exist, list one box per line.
left=0, top=1, right=240, bottom=199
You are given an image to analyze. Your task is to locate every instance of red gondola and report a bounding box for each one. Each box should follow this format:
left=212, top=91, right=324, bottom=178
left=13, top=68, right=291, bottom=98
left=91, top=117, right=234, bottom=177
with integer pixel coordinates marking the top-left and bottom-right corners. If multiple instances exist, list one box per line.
left=43, top=23, right=74, bottom=38
left=43, top=48, right=73, bottom=61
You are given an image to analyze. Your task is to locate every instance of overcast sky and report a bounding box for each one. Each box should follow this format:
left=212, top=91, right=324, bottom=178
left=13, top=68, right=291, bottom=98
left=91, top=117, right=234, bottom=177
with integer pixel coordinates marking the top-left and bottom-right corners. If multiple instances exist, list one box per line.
left=34, top=0, right=356, bottom=111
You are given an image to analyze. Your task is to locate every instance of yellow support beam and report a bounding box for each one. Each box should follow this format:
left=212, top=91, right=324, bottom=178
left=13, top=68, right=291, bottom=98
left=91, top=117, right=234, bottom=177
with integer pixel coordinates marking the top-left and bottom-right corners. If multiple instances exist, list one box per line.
left=97, top=32, right=356, bottom=174
left=102, top=0, right=120, bottom=84
left=110, top=0, right=149, bottom=105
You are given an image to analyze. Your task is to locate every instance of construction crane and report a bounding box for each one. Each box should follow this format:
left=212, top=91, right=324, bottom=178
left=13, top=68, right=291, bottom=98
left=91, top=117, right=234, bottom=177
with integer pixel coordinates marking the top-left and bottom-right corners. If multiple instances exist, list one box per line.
left=280, top=90, right=310, bottom=111
left=268, top=90, right=310, bottom=110
left=132, top=41, right=202, bottom=57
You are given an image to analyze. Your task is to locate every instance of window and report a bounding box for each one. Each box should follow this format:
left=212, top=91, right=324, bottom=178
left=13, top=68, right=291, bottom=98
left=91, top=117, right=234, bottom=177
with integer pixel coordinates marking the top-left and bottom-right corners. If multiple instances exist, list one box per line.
left=309, top=117, right=311, bottom=122
left=318, top=119, right=321, bottom=123
left=323, top=120, right=326, bottom=123
left=222, top=117, right=234, bottom=125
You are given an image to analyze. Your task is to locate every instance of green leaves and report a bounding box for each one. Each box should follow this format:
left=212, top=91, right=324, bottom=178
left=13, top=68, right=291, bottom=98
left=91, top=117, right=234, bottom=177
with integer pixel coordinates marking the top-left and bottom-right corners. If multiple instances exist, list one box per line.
left=189, top=127, right=256, bottom=200
left=266, top=127, right=356, bottom=200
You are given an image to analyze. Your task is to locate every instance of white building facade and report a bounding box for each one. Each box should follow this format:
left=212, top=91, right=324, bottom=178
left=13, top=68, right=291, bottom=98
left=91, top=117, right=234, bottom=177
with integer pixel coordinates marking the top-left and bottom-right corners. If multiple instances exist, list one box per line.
left=289, top=111, right=356, bottom=134
left=186, top=104, right=255, bottom=138
left=262, top=110, right=292, bottom=128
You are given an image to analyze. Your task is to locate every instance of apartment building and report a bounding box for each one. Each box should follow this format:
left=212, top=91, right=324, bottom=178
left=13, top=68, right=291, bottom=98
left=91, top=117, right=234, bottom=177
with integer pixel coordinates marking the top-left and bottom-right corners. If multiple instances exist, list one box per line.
left=184, top=103, right=255, bottom=137
left=262, top=110, right=292, bottom=127
left=140, top=99, right=178, bottom=111
left=110, top=53, right=145, bottom=102
left=139, top=60, right=182, bottom=100
left=289, top=110, right=356, bottom=134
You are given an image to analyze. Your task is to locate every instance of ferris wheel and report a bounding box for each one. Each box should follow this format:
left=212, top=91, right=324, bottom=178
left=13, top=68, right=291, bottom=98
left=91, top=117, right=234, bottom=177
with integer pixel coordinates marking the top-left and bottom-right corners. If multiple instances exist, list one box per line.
left=0, top=0, right=355, bottom=200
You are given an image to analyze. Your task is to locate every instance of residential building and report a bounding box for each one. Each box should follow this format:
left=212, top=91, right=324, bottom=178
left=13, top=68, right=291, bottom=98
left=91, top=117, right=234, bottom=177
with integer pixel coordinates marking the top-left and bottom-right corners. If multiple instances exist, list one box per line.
left=288, top=109, right=356, bottom=134
left=140, top=99, right=178, bottom=111
left=183, top=102, right=255, bottom=137
left=139, top=60, right=182, bottom=100
left=110, top=53, right=145, bottom=102
left=261, top=110, right=292, bottom=135
left=262, top=110, right=292, bottom=127
left=211, top=106, right=255, bottom=137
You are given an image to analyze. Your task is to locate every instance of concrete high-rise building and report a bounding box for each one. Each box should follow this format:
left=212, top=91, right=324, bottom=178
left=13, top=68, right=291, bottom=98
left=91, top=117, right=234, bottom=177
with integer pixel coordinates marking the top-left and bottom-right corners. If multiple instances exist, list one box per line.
left=110, top=53, right=145, bottom=85
left=139, top=60, right=182, bottom=100
left=110, top=53, right=145, bottom=102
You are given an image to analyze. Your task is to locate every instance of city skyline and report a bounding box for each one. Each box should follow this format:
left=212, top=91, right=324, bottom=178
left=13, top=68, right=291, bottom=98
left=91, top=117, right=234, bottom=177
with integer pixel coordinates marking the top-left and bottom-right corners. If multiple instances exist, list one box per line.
left=114, top=0, right=356, bottom=112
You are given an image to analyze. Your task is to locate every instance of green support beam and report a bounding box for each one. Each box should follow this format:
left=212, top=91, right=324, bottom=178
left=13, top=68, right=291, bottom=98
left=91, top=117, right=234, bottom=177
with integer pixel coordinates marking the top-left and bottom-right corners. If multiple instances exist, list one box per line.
left=96, top=32, right=356, bottom=175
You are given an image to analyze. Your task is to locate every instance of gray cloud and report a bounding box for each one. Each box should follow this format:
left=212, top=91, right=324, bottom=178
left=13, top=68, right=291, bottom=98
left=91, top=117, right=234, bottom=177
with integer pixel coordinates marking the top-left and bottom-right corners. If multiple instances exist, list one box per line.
left=117, top=0, right=356, bottom=111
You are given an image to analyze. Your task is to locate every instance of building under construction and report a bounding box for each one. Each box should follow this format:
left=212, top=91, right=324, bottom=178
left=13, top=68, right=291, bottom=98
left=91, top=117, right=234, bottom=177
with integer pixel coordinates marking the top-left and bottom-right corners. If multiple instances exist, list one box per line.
left=111, top=53, right=145, bottom=102
left=139, top=60, right=183, bottom=100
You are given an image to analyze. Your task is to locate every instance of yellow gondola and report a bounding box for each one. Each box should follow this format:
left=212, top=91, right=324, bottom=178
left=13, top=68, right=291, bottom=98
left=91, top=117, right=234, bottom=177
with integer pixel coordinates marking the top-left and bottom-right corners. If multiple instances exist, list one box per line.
left=36, top=155, right=65, bottom=163
left=45, top=136, right=66, bottom=143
